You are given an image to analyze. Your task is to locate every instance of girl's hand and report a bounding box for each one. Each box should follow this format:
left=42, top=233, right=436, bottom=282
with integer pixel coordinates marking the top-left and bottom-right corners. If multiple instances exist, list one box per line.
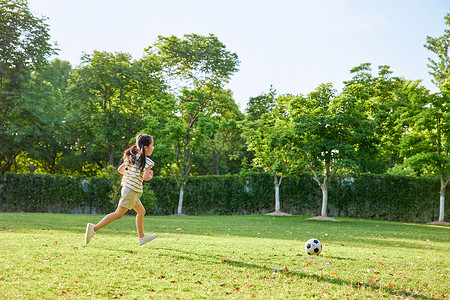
left=143, top=169, right=153, bottom=181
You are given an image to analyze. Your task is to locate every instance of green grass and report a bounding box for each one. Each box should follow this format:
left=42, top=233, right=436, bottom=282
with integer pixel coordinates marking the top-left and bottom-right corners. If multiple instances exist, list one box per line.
left=0, top=213, right=449, bottom=299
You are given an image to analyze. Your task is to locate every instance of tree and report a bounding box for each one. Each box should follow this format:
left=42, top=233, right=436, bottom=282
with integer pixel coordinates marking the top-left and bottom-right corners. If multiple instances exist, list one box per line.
left=343, top=63, right=405, bottom=172
left=156, top=88, right=210, bottom=214
left=412, top=12, right=450, bottom=223
left=65, top=51, right=165, bottom=174
left=22, top=59, right=72, bottom=174
left=2, top=60, right=69, bottom=174
left=147, top=34, right=240, bottom=214
left=195, top=87, right=244, bottom=175
left=424, top=13, right=450, bottom=87
left=0, top=0, right=56, bottom=173
left=242, top=89, right=303, bottom=214
left=396, top=81, right=449, bottom=222
left=150, top=33, right=239, bottom=90
left=246, top=86, right=277, bottom=121
left=288, top=84, right=379, bottom=217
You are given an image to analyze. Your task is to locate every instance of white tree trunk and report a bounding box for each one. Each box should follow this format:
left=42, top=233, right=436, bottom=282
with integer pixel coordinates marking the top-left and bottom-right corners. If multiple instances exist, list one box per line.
left=275, top=184, right=280, bottom=211
left=439, top=172, right=447, bottom=222
left=439, top=194, right=445, bottom=222
left=320, top=183, right=328, bottom=217
left=177, top=185, right=184, bottom=214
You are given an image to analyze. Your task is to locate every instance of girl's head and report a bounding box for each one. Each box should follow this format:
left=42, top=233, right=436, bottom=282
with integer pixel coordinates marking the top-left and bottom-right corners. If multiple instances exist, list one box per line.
left=136, top=134, right=154, bottom=156
left=123, top=134, right=153, bottom=173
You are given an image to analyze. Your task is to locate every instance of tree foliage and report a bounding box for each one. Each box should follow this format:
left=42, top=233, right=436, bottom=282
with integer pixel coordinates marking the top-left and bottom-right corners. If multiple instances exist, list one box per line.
left=65, top=51, right=165, bottom=173
left=396, top=81, right=450, bottom=222
left=343, top=63, right=405, bottom=171
left=242, top=89, right=305, bottom=212
left=0, top=0, right=57, bottom=173
left=144, top=34, right=240, bottom=214
left=150, top=33, right=240, bottom=89
left=285, top=83, right=379, bottom=217
left=424, top=13, right=450, bottom=86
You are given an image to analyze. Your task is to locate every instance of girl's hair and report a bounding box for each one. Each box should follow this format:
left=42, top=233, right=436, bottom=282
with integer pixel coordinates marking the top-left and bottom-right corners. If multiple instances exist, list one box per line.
left=122, top=134, right=153, bottom=173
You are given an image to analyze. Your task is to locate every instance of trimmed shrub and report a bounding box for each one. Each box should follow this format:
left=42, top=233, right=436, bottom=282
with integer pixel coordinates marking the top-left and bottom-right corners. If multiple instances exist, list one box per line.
left=0, top=172, right=448, bottom=222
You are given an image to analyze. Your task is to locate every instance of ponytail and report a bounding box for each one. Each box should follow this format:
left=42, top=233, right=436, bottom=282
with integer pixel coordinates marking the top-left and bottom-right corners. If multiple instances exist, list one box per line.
left=136, top=134, right=147, bottom=173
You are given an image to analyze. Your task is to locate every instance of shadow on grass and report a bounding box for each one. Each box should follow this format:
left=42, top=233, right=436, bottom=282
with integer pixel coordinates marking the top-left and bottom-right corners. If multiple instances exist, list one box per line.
left=227, top=260, right=437, bottom=300
left=326, top=255, right=356, bottom=261
left=3, top=213, right=449, bottom=243
left=159, top=247, right=438, bottom=300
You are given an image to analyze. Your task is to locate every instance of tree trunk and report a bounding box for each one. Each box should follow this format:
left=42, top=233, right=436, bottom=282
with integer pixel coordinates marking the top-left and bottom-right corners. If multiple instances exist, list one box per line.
left=275, top=183, right=280, bottom=211
left=177, top=185, right=184, bottom=214
left=320, top=182, right=328, bottom=217
left=0, top=161, right=13, bottom=174
left=439, top=172, right=447, bottom=222
left=272, top=172, right=284, bottom=213
left=439, top=194, right=445, bottom=222
left=0, top=154, right=16, bottom=174
left=108, top=146, right=114, bottom=166
left=213, top=148, right=220, bottom=175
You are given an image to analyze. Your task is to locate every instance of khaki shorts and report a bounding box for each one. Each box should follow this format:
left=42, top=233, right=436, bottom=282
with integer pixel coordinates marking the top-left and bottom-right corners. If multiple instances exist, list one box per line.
left=118, top=186, right=143, bottom=210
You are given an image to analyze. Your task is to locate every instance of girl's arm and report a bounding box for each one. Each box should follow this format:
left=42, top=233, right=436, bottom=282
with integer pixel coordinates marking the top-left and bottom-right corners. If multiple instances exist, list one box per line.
left=143, top=166, right=153, bottom=181
left=117, top=163, right=128, bottom=175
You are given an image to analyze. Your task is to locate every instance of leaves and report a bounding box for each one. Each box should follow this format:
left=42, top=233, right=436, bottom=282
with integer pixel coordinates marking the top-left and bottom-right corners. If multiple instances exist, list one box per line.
left=66, top=51, right=165, bottom=168
left=0, top=0, right=60, bottom=174
left=151, top=34, right=239, bottom=88
left=424, top=13, right=450, bottom=85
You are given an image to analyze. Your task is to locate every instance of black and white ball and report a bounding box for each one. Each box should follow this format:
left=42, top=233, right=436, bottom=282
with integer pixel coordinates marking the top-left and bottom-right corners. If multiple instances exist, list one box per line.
left=305, top=239, right=322, bottom=255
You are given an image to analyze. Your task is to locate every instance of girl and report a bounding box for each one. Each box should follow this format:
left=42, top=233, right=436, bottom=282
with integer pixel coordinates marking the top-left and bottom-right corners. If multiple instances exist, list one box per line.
left=85, top=134, right=157, bottom=246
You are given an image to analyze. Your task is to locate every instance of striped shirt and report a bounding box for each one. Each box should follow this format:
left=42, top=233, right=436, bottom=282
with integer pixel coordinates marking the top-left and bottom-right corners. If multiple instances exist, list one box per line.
left=121, top=155, right=154, bottom=193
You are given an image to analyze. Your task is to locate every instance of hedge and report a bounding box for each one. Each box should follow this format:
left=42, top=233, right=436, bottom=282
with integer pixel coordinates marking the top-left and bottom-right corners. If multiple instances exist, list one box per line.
left=0, top=172, right=448, bottom=222
left=0, top=173, right=114, bottom=214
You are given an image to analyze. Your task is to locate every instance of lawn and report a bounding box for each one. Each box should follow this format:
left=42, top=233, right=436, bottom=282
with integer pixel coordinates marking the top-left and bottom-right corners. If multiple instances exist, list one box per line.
left=0, top=213, right=448, bottom=299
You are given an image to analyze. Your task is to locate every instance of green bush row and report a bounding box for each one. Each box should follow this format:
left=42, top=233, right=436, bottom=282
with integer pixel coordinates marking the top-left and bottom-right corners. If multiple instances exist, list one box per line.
left=149, top=174, right=448, bottom=222
left=0, top=173, right=115, bottom=214
left=0, top=172, right=448, bottom=222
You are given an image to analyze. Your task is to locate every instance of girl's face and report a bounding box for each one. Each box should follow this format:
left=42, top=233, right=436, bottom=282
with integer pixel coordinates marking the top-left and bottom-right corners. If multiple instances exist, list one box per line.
left=145, top=140, right=154, bottom=156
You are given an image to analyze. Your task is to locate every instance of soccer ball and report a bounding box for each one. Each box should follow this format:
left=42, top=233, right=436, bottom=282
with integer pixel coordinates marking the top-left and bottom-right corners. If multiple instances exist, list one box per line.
left=305, top=239, right=322, bottom=255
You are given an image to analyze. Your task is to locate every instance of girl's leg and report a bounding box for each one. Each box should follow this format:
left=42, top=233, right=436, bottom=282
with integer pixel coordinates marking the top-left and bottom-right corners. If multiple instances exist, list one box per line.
left=94, top=206, right=128, bottom=232
left=133, top=203, right=146, bottom=238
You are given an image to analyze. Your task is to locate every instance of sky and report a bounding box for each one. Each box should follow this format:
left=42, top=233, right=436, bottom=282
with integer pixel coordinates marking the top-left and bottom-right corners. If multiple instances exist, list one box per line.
left=28, top=0, right=449, bottom=111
